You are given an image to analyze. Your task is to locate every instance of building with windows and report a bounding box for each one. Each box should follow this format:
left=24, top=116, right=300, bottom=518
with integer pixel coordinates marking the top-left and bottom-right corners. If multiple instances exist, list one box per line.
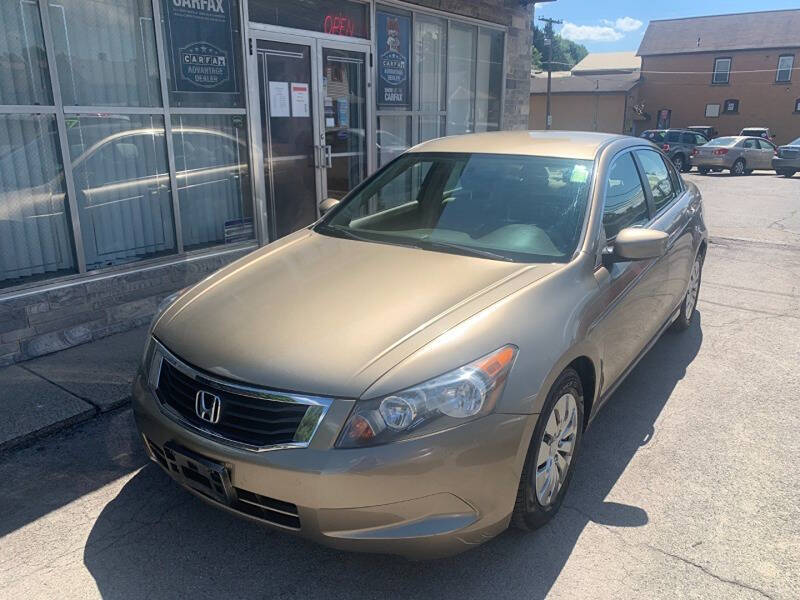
left=0, top=0, right=534, bottom=364
left=636, top=9, right=800, bottom=144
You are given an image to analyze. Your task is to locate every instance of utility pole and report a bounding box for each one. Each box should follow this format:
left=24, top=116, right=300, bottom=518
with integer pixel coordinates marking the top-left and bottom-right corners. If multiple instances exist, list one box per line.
left=538, top=16, right=562, bottom=130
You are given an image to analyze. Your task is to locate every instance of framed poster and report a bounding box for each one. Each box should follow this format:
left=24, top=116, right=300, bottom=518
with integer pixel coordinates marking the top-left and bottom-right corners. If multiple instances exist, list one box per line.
left=164, top=0, right=238, bottom=94
left=376, top=11, right=410, bottom=108
left=656, top=109, right=672, bottom=129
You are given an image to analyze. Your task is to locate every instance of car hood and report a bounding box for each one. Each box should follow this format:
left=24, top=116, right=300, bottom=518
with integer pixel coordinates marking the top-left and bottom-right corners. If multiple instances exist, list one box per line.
left=154, top=230, right=558, bottom=398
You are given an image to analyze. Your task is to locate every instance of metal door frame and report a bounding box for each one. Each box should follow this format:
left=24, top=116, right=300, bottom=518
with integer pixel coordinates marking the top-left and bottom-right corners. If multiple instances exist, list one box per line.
left=246, top=26, right=372, bottom=242
left=316, top=38, right=374, bottom=202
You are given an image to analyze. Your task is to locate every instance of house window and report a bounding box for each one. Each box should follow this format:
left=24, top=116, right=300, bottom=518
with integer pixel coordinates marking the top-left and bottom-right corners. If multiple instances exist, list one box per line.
left=705, top=103, right=721, bottom=118
left=723, top=99, right=739, bottom=114
left=777, top=55, right=794, bottom=83
left=712, top=58, right=731, bottom=84
left=795, top=98, right=800, bottom=113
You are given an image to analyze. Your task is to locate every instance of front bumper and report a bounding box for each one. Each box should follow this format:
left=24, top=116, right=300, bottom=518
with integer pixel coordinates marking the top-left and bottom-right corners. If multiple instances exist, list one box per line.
left=133, top=373, right=533, bottom=558
left=772, top=157, right=800, bottom=170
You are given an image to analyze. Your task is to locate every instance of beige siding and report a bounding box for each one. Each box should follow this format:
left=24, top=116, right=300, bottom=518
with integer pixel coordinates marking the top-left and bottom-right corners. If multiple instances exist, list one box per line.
left=528, top=93, right=629, bottom=133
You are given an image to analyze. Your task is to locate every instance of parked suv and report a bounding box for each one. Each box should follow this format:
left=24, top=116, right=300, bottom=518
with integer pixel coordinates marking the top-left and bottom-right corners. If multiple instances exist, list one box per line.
left=641, top=129, right=709, bottom=172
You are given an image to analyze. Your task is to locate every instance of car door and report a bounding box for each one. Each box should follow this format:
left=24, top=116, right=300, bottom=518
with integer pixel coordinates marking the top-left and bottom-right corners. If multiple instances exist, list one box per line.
left=757, top=139, right=776, bottom=168
left=634, top=148, right=695, bottom=312
left=590, top=150, right=667, bottom=392
left=742, top=138, right=760, bottom=168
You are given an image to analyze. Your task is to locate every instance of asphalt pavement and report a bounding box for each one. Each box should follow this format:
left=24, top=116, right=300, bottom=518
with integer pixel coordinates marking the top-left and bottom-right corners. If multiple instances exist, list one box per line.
left=1, top=171, right=798, bottom=599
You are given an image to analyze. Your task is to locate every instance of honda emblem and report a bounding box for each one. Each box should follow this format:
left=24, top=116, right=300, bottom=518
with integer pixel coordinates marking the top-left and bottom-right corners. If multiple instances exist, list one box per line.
left=195, top=390, right=221, bottom=424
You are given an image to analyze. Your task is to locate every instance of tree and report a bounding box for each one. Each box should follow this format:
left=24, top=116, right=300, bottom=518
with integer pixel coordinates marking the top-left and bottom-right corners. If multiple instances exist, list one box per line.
left=531, top=23, right=588, bottom=71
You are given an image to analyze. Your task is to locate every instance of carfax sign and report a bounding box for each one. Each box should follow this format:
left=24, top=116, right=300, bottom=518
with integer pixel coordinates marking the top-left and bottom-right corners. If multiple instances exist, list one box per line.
left=164, top=0, right=238, bottom=94
left=376, top=11, right=410, bottom=107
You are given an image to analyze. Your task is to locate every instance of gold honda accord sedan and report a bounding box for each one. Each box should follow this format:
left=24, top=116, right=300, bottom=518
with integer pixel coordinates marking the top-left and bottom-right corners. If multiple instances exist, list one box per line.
left=133, top=131, right=707, bottom=558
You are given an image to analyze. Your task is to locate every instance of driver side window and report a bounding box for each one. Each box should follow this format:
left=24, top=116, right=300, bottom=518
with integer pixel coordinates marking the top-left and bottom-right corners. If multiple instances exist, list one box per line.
left=603, top=153, right=649, bottom=240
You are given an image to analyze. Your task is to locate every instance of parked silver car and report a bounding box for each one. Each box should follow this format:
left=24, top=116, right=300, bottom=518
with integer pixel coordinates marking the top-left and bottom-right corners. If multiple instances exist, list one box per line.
left=772, top=136, right=800, bottom=177
left=133, top=131, right=707, bottom=558
left=691, top=136, right=777, bottom=175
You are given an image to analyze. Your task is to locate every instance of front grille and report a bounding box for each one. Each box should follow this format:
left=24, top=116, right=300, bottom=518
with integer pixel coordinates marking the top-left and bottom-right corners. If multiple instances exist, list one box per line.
left=155, top=359, right=309, bottom=448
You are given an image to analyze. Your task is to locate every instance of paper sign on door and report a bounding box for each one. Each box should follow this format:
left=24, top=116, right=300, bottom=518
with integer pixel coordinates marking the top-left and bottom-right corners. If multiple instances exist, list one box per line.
left=291, top=83, right=310, bottom=117
left=268, top=81, right=290, bottom=117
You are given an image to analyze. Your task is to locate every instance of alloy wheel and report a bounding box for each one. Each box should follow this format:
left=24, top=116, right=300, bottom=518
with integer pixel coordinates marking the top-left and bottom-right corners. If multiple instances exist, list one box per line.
left=733, top=160, right=745, bottom=175
left=685, top=257, right=701, bottom=320
left=535, top=393, right=578, bottom=506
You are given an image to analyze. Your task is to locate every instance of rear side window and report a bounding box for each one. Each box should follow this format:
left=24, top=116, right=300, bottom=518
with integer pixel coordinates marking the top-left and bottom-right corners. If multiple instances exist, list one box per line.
left=635, top=149, right=677, bottom=213
left=603, top=153, right=649, bottom=239
left=743, top=139, right=757, bottom=149
left=679, top=132, right=695, bottom=144
left=694, top=134, right=708, bottom=145
left=665, top=131, right=681, bottom=143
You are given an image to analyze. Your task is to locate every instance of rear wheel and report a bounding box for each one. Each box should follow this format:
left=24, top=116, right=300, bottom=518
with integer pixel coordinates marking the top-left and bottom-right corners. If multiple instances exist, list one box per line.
left=512, top=368, right=584, bottom=530
left=781, top=169, right=796, bottom=178
left=731, top=159, right=746, bottom=176
left=672, top=251, right=704, bottom=332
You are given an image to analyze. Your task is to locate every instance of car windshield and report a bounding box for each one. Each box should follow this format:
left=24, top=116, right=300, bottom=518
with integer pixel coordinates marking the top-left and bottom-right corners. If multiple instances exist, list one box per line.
left=316, top=152, right=594, bottom=263
left=705, top=137, right=737, bottom=146
left=741, top=129, right=765, bottom=136
left=642, top=131, right=665, bottom=142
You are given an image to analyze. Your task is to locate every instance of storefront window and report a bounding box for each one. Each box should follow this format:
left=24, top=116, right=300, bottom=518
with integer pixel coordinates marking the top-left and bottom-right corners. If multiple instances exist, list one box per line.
left=48, top=0, right=161, bottom=107
left=161, top=0, right=246, bottom=109
left=248, top=0, right=369, bottom=39
left=0, top=2, right=52, bottom=105
left=67, top=115, right=176, bottom=270
left=172, top=115, right=253, bottom=250
left=416, top=15, right=446, bottom=113
left=0, top=115, right=76, bottom=288
left=446, top=22, right=477, bottom=135
left=377, top=115, right=411, bottom=167
left=475, top=28, right=504, bottom=132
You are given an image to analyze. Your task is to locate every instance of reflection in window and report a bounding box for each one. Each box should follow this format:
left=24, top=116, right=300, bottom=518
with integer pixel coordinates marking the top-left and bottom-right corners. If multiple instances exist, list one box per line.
left=446, top=22, right=476, bottom=135
left=48, top=0, right=161, bottom=106
left=635, top=150, right=676, bottom=213
left=0, top=2, right=53, bottom=105
left=415, top=15, right=446, bottom=113
left=603, top=154, right=648, bottom=239
left=67, top=115, right=175, bottom=269
left=0, top=115, right=75, bottom=287
left=475, top=29, right=504, bottom=132
left=172, top=115, right=253, bottom=251
left=377, top=115, right=411, bottom=167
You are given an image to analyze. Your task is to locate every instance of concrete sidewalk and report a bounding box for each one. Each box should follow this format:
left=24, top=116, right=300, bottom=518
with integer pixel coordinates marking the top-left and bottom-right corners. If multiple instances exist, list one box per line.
left=0, top=326, right=147, bottom=451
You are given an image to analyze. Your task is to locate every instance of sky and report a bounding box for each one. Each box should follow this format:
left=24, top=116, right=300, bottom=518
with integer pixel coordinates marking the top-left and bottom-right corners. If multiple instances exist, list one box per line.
left=533, top=0, right=800, bottom=53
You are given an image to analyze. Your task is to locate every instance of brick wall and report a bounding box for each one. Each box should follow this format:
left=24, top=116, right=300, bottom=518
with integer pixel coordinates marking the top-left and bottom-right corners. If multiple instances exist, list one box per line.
left=0, top=248, right=253, bottom=366
left=405, top=0, right=533, bottom=130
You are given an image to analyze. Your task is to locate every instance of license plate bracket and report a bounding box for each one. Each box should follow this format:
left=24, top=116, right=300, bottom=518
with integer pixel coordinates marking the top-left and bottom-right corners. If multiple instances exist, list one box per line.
left=162, top=441, right=235, bottom=505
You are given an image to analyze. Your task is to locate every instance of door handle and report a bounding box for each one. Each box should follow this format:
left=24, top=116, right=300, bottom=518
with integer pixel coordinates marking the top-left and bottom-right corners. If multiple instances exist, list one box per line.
left=324, top=145, right=332, bottom=169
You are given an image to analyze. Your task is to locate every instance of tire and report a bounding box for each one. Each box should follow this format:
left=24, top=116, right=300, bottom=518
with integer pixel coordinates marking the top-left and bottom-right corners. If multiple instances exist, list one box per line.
left=672, top=154, right=685, bottom=172
left=782, top=169, right=796, bottom=178
left=731, top=159, right=746, bottom=176
left=671, top=250, right=704, bottom=332
left=512, top=368, right=584, bottom=531
left=698, top=167, right=710, bottom=175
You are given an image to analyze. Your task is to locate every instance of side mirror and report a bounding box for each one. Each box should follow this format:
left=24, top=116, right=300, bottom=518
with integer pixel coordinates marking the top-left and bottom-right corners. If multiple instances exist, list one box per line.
left=607, top=228, right=668, bottom=263
left=319, top=197, right=340, bottom=215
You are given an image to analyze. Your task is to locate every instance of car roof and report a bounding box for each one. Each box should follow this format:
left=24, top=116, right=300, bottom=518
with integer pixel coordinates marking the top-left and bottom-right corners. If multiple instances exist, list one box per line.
left=408, top=131, right=626, bottom=160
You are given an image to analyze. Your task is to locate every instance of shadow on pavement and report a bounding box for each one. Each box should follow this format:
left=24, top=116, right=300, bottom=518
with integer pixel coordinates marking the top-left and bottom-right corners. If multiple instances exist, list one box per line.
left=82, top=316, right=702, bottom=599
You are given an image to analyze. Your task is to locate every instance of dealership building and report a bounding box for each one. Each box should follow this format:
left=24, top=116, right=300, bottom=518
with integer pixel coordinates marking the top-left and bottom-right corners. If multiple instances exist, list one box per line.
left=0, top=0, right=534, bottom=364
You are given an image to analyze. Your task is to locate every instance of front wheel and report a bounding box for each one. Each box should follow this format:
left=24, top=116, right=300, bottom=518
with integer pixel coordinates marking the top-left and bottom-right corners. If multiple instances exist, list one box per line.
left=672, top=154, right=685, bottom=172
left=512, top=368, right=584, bottom=530
left=781, top=169, right=796, bottom=178
left=671, top=251, right=704, bottom=332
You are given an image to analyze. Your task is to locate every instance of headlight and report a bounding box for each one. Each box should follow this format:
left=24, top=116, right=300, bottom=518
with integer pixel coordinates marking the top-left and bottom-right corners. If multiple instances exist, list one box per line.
left=337, top=345, right=517, bottom=448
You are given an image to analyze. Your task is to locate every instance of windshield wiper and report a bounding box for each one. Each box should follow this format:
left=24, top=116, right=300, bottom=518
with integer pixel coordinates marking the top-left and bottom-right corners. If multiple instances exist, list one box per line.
left=415, top=239, right=514, bottom=262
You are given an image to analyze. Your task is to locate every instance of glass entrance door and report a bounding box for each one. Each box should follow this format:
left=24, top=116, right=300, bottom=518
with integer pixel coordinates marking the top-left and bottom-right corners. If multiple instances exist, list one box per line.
left=319, top=45, right=368, bottom=200
left=256, top=38, right=319, bottom=239
left=252, top=34, right=371, bottom=241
